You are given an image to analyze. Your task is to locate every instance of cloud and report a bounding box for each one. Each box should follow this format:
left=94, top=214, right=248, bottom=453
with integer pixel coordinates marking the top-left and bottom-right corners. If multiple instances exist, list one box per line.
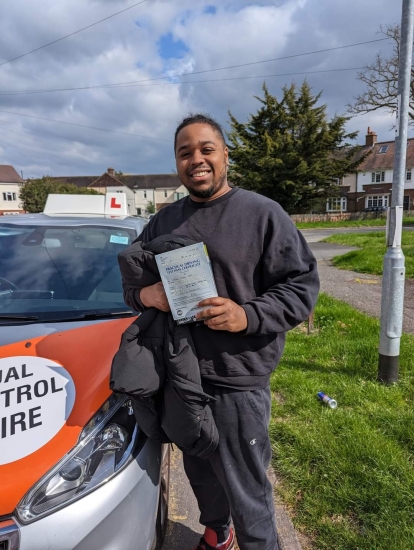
left=0, top=0, right=406, bottom=178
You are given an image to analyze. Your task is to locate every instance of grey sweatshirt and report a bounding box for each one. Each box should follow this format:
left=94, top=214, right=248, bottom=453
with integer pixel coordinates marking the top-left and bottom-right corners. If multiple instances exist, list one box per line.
left=121, top=187, right=319, bottom=389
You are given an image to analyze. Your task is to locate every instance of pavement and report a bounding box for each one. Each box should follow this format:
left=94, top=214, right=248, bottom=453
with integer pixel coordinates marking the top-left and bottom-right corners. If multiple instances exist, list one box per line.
left=164, top=226, right=413, bottom=550
left=164, top=449, right=306, bottom=550
left=303, top=228, right=414, bottom=334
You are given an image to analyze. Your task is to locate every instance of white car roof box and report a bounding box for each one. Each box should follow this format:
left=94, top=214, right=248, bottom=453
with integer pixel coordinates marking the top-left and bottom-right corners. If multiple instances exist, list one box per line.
left=43, top=193, right=129, bottom=217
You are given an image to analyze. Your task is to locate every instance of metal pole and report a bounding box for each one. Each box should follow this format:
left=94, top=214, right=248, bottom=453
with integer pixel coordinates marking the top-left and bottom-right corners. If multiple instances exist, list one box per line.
left=378, top=0, right=414, bottom=383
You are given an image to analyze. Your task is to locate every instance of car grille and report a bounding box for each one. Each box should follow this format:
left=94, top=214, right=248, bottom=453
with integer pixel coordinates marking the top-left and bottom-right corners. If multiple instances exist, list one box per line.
left=0, top=520, right=20, bottom=550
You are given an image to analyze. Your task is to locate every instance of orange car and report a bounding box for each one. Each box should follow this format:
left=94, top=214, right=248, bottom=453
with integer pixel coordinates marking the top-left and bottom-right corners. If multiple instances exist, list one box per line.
left=0, top=194, right=169, bottom=550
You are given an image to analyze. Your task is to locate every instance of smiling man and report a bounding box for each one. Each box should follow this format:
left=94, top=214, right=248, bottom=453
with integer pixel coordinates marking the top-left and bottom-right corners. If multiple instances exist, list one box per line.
left=121, top=114, right=319, bottom=550
left=174, top=121, right=229, bottom=200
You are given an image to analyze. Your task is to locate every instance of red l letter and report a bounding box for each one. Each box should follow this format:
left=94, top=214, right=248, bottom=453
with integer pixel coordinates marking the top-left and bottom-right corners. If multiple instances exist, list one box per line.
left=110, top=197, right=121, bottom=208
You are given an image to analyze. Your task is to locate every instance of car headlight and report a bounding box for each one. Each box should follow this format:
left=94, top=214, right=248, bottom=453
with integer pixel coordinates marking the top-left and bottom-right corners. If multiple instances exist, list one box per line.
left=16, top=393, right=140, bottom=524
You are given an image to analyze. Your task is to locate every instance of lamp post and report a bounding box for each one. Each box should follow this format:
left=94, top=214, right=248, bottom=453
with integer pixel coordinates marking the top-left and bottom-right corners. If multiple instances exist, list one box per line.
left=378, top=0, right=414, bottom=383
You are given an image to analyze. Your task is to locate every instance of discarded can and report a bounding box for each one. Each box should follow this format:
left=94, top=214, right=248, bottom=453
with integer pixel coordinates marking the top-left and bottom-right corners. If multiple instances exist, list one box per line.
left=317, top=392, right=337, bottom=409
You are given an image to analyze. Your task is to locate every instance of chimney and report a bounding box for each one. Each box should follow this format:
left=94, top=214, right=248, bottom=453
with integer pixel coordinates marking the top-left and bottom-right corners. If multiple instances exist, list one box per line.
left=365, top=127, right=378, bottom=147
left=107, top=167, right=115, bottom=177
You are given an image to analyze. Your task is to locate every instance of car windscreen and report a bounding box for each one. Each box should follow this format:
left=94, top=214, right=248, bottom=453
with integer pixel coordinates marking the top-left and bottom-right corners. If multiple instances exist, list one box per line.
left=0, top=224, right=137, bottom=323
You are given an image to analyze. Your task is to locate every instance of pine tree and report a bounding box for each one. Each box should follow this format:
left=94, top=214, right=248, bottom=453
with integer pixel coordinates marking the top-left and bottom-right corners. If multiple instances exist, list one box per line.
left=228, top=82, right=366, bottom=213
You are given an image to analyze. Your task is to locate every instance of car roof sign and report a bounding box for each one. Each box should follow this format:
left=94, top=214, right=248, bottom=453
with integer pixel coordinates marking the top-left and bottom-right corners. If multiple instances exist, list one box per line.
left=43, top=193, right=129, bottom=217
left=104, top=193, right=128, bottom=216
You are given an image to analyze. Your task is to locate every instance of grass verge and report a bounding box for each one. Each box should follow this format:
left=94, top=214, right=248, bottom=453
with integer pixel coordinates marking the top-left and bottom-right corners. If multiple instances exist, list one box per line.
left=295, top=217, right=414, bottom=230
left=270, top=293, right=414, bottom=550
left=322, top=231, right=414, bottom=278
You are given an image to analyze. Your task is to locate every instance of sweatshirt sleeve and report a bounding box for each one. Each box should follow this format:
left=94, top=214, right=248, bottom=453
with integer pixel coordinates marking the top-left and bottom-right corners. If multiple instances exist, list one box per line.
left=241, top=227, right=319, bottom=336
left=122, top=280, right=145, bottom=312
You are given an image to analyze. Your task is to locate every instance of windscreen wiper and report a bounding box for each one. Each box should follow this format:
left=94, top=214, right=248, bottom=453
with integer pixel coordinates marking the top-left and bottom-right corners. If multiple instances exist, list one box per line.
left=50, top=310, right=136, bottom=322
left=79, top=310, right=135, bottom=320
left=0, top=311, right=136, bottom=324
left=0, top=314, right=39, bottom=320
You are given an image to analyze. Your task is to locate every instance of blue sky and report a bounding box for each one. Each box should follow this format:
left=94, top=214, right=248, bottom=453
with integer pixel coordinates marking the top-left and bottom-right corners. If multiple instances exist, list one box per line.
left=0, top=0, right=406, bottom=178
left=158, top=33, right=189, bottom=60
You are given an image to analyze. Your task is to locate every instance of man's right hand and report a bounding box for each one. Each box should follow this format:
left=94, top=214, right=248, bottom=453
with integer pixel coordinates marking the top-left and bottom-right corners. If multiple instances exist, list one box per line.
left=139, top=282, right=170, bottom=312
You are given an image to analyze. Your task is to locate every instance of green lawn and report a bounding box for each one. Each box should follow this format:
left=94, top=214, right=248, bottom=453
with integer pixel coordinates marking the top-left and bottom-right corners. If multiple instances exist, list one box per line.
left=270, top=294, right=414, bottom=550
left=322, top=231, right=414, bottom=278
left=295, top=217, right=414, bottom=230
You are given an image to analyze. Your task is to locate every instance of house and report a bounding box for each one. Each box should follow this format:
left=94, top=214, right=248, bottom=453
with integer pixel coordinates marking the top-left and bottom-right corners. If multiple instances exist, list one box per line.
left=0, top=165, right=24, bottom=215
left=328, top=128, right=414, bottom=213
left=51, top=169, right=188, bottom=217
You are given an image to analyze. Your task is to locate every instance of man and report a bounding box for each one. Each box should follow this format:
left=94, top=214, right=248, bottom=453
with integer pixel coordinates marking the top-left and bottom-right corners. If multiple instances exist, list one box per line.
left=122, top=114, right=319, bottom=550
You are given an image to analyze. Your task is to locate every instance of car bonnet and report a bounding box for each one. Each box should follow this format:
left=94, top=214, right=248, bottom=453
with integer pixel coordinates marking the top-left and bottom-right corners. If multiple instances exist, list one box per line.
left=0, top=317, right=135, bottom=516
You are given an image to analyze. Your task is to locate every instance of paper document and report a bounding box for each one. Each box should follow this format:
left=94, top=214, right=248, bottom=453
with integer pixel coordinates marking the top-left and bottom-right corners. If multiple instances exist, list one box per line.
left=155, top=242, right=218, bottom=324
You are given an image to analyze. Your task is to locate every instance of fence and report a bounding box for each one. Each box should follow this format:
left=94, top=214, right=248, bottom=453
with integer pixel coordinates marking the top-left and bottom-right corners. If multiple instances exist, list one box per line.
left=289, top=211, right=403, bottom=223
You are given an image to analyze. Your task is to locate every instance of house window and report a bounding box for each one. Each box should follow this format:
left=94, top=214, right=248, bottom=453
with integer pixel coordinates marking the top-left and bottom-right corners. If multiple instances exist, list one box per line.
left=407, top=170, right=412, bottom=181
left=143, top=190, right=147, bottom=199
left=371, top=171, right=385, bottom=183
left=2, top=192, right=16, bottom=201
left=326, top=197, right=347, bottom=212
left=164, top=190, right=168, bottom=198
left=136, top=208, right=142, bottom=215
left=174, top=192, right=184, bottom=201
left=378, top=145, right=389, bottom=154
left=404, top=195, right=410, bottom=210
left=366, top=195, right=389, bottom=208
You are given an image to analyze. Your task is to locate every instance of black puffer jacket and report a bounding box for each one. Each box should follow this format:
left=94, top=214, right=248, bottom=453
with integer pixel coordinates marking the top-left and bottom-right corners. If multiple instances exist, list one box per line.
left=110, top=235, right=219, bottom=459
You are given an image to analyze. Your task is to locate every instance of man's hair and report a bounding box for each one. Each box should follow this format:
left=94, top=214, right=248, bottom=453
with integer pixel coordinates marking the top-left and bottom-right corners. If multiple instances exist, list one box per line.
left=174, top=113, right=226, bottom=152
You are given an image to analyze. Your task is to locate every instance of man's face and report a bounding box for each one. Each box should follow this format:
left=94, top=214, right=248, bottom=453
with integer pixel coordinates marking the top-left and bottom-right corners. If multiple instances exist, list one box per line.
left=175, top=123, right=229, bottom=200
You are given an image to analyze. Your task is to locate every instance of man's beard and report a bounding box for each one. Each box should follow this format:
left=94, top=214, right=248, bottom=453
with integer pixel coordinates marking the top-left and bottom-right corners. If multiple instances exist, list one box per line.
left=188, top=166, right=227, bottom=199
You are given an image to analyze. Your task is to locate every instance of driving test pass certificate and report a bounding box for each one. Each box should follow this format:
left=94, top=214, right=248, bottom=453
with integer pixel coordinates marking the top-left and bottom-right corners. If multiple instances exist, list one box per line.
left=155, top=242, right=218, bottom=324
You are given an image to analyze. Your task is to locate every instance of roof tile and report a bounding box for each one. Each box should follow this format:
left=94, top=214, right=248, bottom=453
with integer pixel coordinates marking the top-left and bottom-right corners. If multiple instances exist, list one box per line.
left=50, top=172, right=181, bottom=190
left=359, top=138, right=414, bottom=172
left=0, top=165, right=23, bottom=183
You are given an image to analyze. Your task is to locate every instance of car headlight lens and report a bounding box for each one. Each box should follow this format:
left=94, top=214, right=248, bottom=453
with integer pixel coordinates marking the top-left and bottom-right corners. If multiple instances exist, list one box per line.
left=16, top=394, right=139, bottom=524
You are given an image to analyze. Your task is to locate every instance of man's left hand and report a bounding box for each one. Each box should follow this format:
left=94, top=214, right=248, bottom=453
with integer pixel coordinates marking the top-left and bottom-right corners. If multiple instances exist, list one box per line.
left=196, top=297, right=248, bottom=332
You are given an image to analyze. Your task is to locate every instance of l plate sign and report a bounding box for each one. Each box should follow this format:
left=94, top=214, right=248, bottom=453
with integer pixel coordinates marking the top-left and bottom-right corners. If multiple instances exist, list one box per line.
left=0, top=357, right=76, bottom=465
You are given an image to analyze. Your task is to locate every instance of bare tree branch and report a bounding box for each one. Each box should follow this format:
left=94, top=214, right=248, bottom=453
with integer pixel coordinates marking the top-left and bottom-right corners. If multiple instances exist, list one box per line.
left=347, top=25, right=414, bottom=124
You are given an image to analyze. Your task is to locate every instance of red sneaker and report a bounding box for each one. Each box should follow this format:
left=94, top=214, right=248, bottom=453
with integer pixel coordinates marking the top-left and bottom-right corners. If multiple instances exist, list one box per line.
left=193, top=527, right=235, bottom=550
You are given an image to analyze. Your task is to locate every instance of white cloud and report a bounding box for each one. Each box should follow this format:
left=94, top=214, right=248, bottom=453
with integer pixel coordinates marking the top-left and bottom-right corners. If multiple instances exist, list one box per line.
left=0, top=0, right=406, bottom=177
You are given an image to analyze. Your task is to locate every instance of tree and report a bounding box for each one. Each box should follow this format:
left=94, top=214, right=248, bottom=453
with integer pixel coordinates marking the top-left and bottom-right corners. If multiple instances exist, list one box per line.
left=20, top=176, right=100, bottom=213
left=347, top=25, right=413, bottom=122
left=227, top=82, right=366, bottom=213
left=146, top=200, right=156, bottom=214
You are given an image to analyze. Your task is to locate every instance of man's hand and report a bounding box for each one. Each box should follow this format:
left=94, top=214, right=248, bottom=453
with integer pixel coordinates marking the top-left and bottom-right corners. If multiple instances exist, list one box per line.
left=196, top=297, right=248, bottom=332
left=140, top=282, right=170, bottom=312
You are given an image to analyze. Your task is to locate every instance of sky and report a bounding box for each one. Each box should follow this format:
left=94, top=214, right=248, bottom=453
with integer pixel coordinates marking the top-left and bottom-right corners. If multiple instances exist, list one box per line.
left=0, top=0, right=407, bottom=178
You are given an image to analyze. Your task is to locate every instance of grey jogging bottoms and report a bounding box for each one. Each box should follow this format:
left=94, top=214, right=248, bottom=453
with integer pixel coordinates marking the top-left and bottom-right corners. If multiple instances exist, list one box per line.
left=183, top=385, right=279, bottom=550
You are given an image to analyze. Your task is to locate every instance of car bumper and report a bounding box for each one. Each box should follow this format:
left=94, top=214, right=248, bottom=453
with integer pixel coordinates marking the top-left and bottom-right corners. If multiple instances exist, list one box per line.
left=14, top=438, right=161, bottom=550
